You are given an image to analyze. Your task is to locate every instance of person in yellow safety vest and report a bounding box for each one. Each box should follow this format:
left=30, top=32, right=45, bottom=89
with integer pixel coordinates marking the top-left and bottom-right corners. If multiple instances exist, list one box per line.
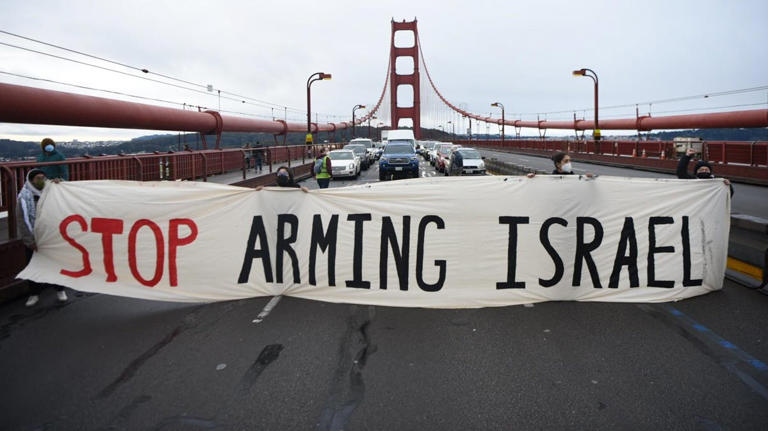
left=314, top=147, right=333, bottom=189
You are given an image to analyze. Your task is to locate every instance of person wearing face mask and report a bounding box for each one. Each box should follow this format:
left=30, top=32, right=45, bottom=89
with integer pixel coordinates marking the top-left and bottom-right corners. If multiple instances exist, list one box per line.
left=274, top=166, right=309, bottom=192
left=254, top=166, right=309, bottom=192
left=527, top=152, right=594, bottom=178
left=551, top=152, right=574, bottom=175
left=677, top=148, right=732, bottom=196
left=16, top=169, right=68, bottom=307
left=37, top=138, right=69, bottom=181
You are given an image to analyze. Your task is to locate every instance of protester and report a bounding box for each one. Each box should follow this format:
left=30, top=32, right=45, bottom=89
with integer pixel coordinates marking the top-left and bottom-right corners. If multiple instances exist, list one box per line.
left=253, top=141, right=264, bottom=173
left=16, top=169, right=67, bottom=306
left=255, top=166, right=309, bottom=192
left=314, top=147, right=333, bottom=189
left=676, top=148, right=732, bottom=195
left=37, top=138, right=69, bottom=181
left=243, top=143, right=253, bottom=169
left=527, top=152, right=594, bottom=178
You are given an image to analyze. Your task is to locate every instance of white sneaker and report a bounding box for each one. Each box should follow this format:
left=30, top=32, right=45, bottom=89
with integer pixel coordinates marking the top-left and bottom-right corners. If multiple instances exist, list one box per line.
left=57, top=290, right=68, bottom=302
left=25, top=295, right=39, bottom=307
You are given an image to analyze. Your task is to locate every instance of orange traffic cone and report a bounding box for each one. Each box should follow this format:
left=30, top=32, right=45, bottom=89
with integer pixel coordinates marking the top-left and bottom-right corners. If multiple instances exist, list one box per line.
left=641, top=149, right=647, bottom=158
left=631, top=148, right=637, bottom=158
left=660, top=150, right=666, bottom=160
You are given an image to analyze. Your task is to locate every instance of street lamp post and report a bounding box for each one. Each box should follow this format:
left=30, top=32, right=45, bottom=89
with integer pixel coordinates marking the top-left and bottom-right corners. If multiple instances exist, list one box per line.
left=491, top=102, right=505, bottom=146
left=306, top=72, right=332, bottom=137
left=447, top=120, right=455, bottom=141
left=572, top=68, right=599, bottom=141
left=352, top=104, right=366, bottom=139
left=377, top=122, right=384, bottom=141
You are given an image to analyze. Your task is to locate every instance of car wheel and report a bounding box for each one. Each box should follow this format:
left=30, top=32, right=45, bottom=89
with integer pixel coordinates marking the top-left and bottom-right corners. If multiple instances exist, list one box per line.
left=379, top=171, right=386, bottom=181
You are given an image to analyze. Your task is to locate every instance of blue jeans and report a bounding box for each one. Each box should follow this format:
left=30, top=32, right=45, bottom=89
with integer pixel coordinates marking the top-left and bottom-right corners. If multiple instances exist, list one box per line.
left=317, top=178, right=330, bottom=189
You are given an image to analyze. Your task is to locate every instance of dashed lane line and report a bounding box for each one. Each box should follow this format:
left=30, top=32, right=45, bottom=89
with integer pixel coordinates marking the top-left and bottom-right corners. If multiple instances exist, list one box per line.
left=252, top=295, right=282, bottom=324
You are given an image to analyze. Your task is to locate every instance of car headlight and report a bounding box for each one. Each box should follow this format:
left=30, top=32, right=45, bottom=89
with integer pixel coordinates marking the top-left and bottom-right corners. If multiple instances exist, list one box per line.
left=478, top=161, right=485, bottom=169
left=410, top=156, right=418, bottom=162
left=348, top=163, right=354, bottom=169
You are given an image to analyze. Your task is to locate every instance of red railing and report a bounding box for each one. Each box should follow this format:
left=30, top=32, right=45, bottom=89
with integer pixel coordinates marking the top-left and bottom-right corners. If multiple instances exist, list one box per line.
left=1, top=143, right=343, bottom=239
left=460, top=139, right=768, bottom=167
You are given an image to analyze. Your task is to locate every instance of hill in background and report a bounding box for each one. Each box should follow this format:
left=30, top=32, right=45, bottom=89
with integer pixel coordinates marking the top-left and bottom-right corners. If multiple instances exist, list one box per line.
left=1, top=127, right=766, bottom=160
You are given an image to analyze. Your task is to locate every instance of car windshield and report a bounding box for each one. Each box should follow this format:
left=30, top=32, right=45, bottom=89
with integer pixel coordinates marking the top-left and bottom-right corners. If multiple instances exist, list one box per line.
left=353, top=140, right=373, bottom=148
left=330, top=152, right=353, bottom=160
left=383, top=144, right=415, bottom=155
left=388, top=139, right=413, bottom=147
left=345, top=145, right=365, bottom=154
left=438, top=146, right=452, bottom=155
left=458, top=149, right=481, bottom=158
left=424, top=142, right=435, bottom=149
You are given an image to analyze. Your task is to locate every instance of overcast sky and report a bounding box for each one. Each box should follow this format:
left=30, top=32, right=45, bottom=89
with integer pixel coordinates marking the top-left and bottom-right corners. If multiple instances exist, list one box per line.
left=1, top=0, right=766, bottom=141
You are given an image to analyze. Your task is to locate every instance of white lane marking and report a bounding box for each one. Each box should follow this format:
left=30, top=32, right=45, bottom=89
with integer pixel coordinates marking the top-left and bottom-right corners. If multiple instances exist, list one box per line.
left=252, top=295, right=282, bottom=323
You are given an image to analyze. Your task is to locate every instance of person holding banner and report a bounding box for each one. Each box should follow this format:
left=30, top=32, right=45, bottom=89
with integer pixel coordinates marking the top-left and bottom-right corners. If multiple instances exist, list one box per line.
left=677, top=148, right=732, bottom=195
left=550, top=152, right=593, bottom=177
left=255, top=166, right=309, bottom=192
left=16, top=169, right=68, bottom=307
left=526, top=152, right=594, bottom=178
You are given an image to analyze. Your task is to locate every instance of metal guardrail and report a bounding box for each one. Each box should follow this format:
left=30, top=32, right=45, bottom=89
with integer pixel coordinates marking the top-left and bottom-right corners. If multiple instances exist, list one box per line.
left=459, top=139, right=768, bottom=184
left=458, top=139, right=768, bottom=166
left=1, top=143, right=341, bottom=240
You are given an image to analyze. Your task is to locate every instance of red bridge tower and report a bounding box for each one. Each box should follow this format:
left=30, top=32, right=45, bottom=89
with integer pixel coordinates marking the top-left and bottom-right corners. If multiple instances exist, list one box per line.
left=389, top=19, right=421, bottom=139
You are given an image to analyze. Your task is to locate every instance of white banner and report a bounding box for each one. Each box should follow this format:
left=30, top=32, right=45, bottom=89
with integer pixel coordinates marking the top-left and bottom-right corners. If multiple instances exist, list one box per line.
left=19, top=176, right=730, bottom=307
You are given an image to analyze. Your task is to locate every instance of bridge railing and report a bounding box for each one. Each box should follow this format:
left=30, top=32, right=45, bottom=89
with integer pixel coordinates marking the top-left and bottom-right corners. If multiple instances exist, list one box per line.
left=1, top=143, right=342, bottom=240
left=460, top=139, right=768, bottom=167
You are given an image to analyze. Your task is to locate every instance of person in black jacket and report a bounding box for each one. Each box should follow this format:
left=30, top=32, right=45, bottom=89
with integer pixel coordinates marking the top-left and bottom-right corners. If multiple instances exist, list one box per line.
left=676, top=148, right=732, bottom=195
left=255, top=166, right=309, bottom=192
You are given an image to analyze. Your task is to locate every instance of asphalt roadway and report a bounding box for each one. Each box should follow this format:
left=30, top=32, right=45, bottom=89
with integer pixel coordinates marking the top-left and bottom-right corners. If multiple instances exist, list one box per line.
left=1, top=160, right=767, bottom=430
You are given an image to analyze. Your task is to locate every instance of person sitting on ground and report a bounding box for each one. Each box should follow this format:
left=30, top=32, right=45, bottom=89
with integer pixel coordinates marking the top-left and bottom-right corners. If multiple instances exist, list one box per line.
left=37, top=138, right=69, bottom=181
left=255, top=166, right=309, bottom=192
left=527, top=152, right=594, bottom=178
left=16, top=169, right=68, bottom=306
left=676, top=148, right=732, bottom=195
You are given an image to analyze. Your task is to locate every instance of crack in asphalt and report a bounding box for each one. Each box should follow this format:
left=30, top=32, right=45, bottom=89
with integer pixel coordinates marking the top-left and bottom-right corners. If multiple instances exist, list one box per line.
left=316, top=305, right=376, bottom=431
left=95, top=305, right=205, bottom=400
left=239, top=343, right=284, bottom=393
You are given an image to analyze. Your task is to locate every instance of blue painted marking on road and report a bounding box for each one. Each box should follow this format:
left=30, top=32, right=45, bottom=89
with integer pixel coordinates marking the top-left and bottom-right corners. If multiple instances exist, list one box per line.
left=750, top=360, right=768, bottom=372
left=662, top=304, right=767, bottom=373
left=719, top=340, right=737, bottom=349
left=692, top=323, right=710, bottom=332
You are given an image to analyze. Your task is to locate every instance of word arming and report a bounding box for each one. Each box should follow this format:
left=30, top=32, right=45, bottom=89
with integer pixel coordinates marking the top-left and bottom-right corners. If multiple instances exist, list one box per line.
left=237, top=214, right=703, bottom=291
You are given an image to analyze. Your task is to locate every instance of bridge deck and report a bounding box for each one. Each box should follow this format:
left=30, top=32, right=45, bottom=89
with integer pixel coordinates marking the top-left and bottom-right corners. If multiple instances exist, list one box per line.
left=1, top=279, right=765, bottom=429
left=1, top=158, right=766, bottom=429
